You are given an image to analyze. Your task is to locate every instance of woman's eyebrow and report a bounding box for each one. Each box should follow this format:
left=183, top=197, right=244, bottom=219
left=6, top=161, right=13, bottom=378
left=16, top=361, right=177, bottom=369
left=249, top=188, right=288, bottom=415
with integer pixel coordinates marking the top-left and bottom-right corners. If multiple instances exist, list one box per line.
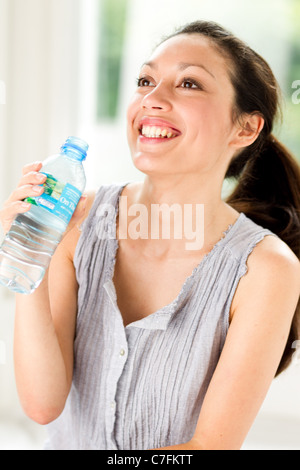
left=178, top=62, right=216, bottom=79
left=142, top=61, right=216, bottom=80
left=141, top=61, right=157, bottom=70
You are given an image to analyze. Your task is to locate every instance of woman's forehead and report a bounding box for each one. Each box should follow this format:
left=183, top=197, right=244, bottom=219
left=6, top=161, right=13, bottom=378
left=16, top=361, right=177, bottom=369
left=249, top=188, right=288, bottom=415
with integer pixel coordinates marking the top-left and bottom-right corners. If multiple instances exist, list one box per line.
left=145, top=34, right=227, bottom=73
left=141, top=34, right=230, bottom=86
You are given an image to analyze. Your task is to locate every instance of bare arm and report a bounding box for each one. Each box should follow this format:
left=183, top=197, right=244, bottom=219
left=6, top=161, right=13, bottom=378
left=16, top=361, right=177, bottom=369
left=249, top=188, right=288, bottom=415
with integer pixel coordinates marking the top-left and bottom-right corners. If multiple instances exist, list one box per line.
left=14, top=237, right=78, bottom=424
left=157, top=236, right=300, bottom=450
left=0, top=162, right=93, bottom=424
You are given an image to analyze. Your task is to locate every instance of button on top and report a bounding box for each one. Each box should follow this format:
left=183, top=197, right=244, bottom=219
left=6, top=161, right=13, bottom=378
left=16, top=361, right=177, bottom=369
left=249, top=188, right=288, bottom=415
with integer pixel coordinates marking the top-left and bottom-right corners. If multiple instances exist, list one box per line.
left=119, top=348, right=126, bottom=357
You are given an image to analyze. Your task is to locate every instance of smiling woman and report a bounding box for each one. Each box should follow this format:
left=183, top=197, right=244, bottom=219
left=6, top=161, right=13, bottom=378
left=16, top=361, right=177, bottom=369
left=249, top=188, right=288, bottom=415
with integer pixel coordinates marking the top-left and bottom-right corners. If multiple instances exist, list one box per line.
left=1, top=20, right=300, bottom=451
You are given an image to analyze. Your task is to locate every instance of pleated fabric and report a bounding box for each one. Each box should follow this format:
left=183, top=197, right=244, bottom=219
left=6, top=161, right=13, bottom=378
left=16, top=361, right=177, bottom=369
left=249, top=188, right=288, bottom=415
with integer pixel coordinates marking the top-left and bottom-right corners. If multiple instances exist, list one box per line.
left=45, top=183, right=276, bottom=450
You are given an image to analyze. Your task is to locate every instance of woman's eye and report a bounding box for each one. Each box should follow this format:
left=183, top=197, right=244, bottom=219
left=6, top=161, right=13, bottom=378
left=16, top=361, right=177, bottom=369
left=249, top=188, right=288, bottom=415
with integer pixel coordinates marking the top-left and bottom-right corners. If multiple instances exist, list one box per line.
left=137, top=77, right=154, bottom=87
left=181, top=79, right=201, bottom=90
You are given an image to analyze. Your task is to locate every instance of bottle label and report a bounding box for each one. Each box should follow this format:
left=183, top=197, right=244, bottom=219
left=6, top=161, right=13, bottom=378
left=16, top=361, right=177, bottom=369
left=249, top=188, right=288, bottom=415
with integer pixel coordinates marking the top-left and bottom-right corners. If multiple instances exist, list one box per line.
left=25, top=173, right=82, bottom=225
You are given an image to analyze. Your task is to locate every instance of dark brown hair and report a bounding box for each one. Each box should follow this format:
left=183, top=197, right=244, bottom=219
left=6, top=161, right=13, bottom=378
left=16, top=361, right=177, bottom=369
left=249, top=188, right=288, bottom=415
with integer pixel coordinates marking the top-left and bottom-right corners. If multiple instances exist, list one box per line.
left=164, top=21, right=300, bottom=376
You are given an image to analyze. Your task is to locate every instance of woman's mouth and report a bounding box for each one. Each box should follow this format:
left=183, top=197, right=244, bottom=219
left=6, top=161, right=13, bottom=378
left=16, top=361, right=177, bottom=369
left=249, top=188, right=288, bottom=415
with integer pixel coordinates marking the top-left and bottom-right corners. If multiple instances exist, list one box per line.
left=138, top=119, right=181, bottom=143
left=140, top=125, right=178, bottom=139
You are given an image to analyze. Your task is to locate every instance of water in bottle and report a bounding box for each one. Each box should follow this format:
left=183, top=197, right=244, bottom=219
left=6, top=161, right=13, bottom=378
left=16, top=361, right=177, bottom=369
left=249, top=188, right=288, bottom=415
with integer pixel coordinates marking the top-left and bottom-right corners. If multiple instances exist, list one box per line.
left=0, top=136, right=88, bottom=295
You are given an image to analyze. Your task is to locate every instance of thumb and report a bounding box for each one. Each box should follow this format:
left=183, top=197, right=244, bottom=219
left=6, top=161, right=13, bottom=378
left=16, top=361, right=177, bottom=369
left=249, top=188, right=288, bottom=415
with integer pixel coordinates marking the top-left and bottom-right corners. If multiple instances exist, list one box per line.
left=64, top=194, right=88, bottom=236
left=73, top=194, right=88, bottom=221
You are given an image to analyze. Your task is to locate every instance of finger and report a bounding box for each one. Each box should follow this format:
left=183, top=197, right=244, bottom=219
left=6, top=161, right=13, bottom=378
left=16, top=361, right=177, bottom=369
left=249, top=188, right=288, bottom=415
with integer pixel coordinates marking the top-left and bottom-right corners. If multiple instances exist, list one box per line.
left=71, top=195, right=88, bottom=220
left=7, top=183, right=45, bottom=204
left=3, top=200, right=32, bottom=217
left=0, top=201, right=32, bottom=233
left=17, top=171, right=47, bottom=188
left=22, top=161, right=43, bottom=177
left=78, top=194, right=88, bottom=207
left=61, top=195, right=88, bottom=239
left=67, top=195, right=88, bottom=227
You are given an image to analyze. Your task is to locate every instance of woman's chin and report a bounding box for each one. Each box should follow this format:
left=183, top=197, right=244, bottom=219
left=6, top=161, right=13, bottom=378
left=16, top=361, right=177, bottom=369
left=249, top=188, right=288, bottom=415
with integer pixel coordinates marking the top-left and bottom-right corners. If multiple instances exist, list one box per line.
left=132, top=153, right=166, bottom=176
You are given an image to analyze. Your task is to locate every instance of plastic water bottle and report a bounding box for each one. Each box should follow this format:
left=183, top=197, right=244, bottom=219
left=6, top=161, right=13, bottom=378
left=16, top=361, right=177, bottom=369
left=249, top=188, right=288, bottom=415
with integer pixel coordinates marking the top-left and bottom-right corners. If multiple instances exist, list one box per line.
left=0, top=136, right=88, bottom=295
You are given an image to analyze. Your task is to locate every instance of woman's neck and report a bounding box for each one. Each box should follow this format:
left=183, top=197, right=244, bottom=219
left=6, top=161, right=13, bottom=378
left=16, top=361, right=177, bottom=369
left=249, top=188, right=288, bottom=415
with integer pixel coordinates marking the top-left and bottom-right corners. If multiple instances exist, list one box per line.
left=118, top=174, right=239, bottom=259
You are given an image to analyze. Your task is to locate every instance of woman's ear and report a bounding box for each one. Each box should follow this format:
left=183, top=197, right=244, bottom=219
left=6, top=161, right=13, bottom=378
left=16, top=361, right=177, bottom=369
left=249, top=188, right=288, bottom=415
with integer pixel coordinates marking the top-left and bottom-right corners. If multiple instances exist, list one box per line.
left=230, top=113, right=265, bottom=150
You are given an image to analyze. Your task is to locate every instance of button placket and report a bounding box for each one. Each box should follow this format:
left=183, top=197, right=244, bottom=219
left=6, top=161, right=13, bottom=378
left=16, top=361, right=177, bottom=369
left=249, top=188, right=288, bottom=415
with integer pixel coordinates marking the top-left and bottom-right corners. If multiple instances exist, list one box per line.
left=104, top=300, right=130, bottom=449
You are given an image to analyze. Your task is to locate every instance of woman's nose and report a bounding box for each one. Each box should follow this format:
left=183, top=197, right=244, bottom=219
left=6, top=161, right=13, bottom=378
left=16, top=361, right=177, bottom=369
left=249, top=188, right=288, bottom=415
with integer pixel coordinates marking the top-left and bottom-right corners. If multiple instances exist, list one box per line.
left=141, top=84, right=172, bottom=112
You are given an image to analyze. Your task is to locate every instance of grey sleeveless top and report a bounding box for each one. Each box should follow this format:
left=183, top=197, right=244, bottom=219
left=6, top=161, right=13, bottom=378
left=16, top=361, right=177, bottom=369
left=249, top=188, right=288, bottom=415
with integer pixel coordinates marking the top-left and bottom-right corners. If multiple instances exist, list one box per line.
left=45, top=183, right=276, bottom=450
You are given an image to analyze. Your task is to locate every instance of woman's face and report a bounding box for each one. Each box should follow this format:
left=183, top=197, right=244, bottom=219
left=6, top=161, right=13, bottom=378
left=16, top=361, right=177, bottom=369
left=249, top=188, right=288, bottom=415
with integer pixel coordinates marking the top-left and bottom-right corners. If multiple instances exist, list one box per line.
left=127, top=34, right=238, bottom=179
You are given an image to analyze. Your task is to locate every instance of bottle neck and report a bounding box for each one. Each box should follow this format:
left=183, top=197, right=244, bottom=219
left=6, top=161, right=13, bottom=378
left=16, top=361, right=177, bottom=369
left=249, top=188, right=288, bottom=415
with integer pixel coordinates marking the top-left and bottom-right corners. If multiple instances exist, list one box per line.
left=62, top=148, right=84, bottom=162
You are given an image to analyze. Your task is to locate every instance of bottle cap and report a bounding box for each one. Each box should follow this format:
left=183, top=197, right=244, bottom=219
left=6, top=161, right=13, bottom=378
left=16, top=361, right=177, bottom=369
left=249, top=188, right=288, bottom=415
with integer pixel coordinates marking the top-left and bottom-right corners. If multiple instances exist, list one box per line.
left=61, top=137, right=89, bottom=161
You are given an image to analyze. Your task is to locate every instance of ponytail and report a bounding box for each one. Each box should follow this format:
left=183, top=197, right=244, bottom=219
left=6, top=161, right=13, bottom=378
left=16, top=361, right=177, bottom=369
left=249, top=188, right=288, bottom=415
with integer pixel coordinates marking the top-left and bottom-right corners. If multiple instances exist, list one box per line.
left=226, top=135, right=300, bottom=375
left=226, top=135, right=300, bottom=259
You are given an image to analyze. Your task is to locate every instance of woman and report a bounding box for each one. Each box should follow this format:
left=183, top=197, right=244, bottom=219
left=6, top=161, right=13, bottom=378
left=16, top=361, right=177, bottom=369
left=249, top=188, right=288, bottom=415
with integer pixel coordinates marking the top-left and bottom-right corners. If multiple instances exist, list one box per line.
left=1, top=21, right=300, bottom=450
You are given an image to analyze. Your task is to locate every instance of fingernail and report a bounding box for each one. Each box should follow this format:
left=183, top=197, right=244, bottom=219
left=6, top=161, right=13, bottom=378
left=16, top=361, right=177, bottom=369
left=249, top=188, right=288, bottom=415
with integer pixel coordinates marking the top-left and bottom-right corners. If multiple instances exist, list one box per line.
left=22, top=202, right=31, bottom=208
left=33, top=185, right=43, bottom=193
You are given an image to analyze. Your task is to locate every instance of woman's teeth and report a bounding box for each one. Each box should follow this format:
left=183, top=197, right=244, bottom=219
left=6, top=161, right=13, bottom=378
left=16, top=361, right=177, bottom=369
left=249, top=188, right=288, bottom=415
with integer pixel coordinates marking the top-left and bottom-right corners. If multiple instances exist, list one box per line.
left=141, top=126, right=176, bottom=139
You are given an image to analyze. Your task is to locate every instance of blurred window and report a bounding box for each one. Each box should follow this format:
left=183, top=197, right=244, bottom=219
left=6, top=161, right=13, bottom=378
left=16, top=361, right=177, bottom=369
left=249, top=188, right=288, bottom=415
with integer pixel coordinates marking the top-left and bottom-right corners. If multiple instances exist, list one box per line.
left=96, top=0, right=129, bottom=120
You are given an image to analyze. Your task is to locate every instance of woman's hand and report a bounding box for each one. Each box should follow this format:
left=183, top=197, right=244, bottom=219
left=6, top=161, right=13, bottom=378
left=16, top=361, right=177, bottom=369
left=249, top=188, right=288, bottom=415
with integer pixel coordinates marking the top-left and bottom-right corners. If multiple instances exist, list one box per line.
left=0, top=161, right=87, bottom=236
left=0, top=161, right=46, bottom=234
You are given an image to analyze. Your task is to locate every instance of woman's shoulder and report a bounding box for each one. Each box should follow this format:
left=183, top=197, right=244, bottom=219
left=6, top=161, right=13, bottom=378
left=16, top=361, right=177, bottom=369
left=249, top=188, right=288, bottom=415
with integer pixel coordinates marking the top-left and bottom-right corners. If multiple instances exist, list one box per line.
left=230, top=232, right=300, bottom=320
left=227, top=211, right=297, bottom=269
left=247, top=233, right=300, bottom=274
